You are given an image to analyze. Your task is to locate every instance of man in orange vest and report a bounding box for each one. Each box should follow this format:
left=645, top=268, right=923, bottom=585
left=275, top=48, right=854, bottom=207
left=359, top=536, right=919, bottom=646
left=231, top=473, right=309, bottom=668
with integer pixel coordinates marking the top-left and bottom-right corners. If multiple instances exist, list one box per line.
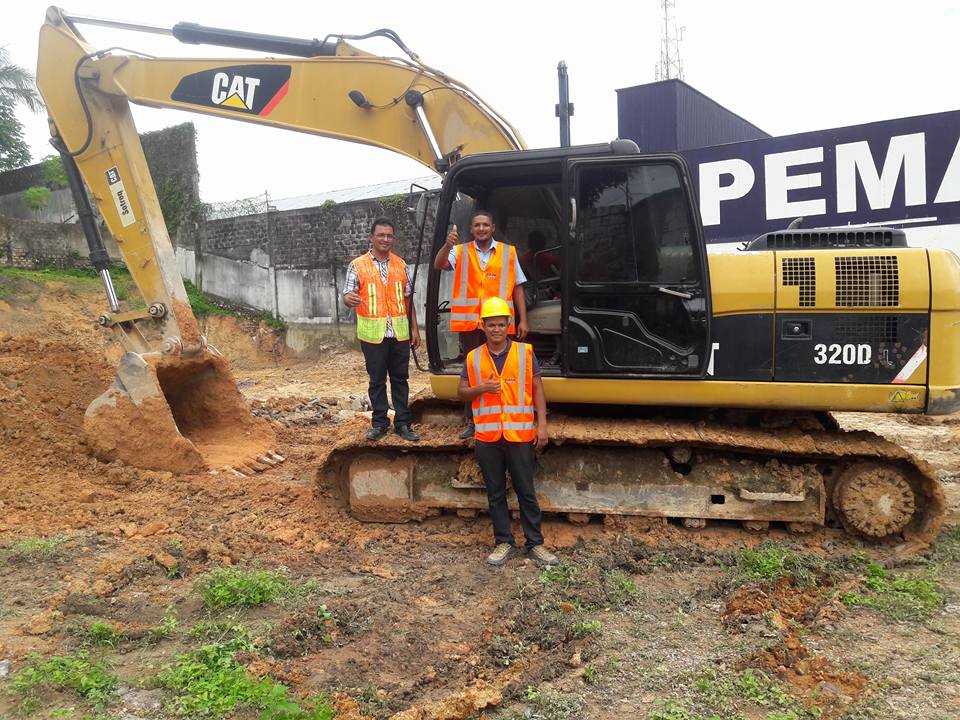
left=434, top=209, right=529, bottom=440
left=458, top=297, right=558, bottom=566
left=343, top=217, right=421, bottom=442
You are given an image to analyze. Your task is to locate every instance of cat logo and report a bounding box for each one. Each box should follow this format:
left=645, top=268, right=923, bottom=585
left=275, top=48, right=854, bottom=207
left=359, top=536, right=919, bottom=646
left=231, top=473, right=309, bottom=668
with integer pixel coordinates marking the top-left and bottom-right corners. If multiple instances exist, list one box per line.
left=171, top=65, right=291, bottom=117
left=211, top=73, right=261, bottom=110
left=889, top=389, right=920, bottom=404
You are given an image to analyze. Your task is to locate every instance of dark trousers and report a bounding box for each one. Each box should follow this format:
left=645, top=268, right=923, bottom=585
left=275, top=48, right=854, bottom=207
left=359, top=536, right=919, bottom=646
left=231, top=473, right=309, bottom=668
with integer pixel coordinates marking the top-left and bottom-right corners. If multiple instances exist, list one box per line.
left=459, top=329, right=486, bottom=421
left=360, top=338, right=411, bottom=429
left=475, top=439, right=544, bottom=549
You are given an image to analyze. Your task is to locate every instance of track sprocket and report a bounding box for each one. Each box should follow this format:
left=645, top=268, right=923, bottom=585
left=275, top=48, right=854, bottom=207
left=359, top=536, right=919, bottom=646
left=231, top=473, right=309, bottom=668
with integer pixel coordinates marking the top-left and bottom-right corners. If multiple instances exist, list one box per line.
left=832, top=463, right=916, bottom=538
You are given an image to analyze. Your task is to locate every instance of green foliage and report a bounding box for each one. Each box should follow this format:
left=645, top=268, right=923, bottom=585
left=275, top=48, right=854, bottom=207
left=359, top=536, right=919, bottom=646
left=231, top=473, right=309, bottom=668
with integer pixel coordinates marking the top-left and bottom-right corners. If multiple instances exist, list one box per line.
left=605, top=569, right=640, bottom=607
left=582, top=664, right=599, bottom=685
left=157, top=176, right=203, bottom=238
left=7, top=534, right=68, bottom=560
left=146, top=607, right=179, bottom=644
left=729, top=545, right=820, bottom=587
left=184, top=280, right=286, bottom=331
left=499, top=689, right=581, bottom=720
left=648, top=700, right=700, bottom=720
left=82, top=621, right=122, bottom=648
left=22, top=185, right=51, bottom=211
left=378, top=193, right=407, bottom=214
left=0, top=100, right=31, bottom=170
left=196, top=566, right=295, bottom=609
left=189, top=618, right=250, bottom=643
left=41, top=154, right=68, bottom=189
left=927, top=525, right=960, bottom=567
left=159, top=638, right=334, bottom=719
left=841, top=562, right=943, bottom=621
left=572, top=619, right=603, bottom=638
left=539, top=561, right=578, bottom=587
left=0, top=266, right=133, bottom=302
left=11, top=652, right=118, bottom=710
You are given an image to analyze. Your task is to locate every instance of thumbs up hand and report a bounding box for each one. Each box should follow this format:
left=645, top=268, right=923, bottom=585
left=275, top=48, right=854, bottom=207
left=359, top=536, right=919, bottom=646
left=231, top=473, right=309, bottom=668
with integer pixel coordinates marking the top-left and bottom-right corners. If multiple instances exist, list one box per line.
left=479, top=372, right=501, bottom=394
left=446, top=224, right=459, bottom=248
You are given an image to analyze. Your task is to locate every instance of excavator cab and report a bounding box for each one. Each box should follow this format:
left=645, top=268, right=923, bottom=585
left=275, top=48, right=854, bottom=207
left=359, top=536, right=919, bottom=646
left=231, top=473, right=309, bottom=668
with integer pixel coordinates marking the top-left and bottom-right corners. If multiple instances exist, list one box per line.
left=426, top=142, right=712, bottom=380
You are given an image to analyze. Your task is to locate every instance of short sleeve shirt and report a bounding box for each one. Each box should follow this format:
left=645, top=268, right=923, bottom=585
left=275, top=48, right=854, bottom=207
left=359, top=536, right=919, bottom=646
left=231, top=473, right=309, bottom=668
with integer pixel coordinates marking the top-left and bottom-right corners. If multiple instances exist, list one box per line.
left=443, top=239, right=527, bottom=285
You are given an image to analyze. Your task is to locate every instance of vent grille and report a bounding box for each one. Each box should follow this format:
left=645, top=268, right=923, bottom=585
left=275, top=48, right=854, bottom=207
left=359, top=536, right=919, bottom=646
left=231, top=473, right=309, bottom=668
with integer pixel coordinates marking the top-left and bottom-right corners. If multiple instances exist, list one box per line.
left=833, top=316, right=898, bottom=344
left=782, top=257, right=816, bottom=307
left=746, top=228, right=908, bottom=250
left=835, top=256, right=899, bottom=307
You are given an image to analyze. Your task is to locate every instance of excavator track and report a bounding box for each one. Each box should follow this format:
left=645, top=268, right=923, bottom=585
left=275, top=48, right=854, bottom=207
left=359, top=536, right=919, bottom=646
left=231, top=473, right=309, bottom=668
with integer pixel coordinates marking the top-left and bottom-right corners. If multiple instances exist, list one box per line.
left=317, top=404, right=946, bottom=548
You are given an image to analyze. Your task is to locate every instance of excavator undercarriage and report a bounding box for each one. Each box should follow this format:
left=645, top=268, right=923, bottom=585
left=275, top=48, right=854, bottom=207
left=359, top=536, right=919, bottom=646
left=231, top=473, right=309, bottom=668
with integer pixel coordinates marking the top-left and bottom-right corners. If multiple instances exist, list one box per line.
left=320, top=400, right=945, bottom=546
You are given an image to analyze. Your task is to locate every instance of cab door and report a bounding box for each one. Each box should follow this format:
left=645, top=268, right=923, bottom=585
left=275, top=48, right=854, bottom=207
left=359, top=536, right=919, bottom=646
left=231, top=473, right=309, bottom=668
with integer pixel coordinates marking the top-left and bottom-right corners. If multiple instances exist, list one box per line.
left=563, top=156, right=711, bottom=376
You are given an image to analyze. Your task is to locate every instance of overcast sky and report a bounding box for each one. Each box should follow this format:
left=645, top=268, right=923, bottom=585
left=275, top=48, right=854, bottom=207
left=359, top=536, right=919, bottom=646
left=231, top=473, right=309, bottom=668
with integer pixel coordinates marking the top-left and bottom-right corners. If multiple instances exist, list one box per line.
left=5, top=1, right=959, bottom=203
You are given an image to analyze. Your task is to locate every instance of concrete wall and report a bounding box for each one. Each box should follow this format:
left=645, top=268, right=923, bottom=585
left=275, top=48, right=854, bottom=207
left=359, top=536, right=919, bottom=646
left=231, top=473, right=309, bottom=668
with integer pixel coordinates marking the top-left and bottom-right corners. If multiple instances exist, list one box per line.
left=0, top=215, right=121, bottom=268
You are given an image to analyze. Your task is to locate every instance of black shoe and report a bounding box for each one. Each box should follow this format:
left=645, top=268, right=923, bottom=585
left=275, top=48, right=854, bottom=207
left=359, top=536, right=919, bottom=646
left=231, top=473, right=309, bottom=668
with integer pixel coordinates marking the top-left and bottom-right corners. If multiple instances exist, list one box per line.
left=458, top=422, right=475, bottom=440
left=394, top=425, right=420, bottom=442
left=366, top=426, right=389, bottom=441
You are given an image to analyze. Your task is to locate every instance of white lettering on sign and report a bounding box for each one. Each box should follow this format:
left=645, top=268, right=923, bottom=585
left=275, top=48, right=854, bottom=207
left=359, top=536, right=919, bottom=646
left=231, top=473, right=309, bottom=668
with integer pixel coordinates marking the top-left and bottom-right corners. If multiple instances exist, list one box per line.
left=813, top=343, right=872, bottom=366
left=105, top=166, right=135, bottom=228
left=211, top=72, right=261, bottom=109
left=935, top=136, right=960, bottom=203
left=836, top=133, right=926, bottom=213
left=697, top=131, right=960, bottom=227
left=765, top=147, right=826, bottom=220
left=699, top=159, right=755, bottom=226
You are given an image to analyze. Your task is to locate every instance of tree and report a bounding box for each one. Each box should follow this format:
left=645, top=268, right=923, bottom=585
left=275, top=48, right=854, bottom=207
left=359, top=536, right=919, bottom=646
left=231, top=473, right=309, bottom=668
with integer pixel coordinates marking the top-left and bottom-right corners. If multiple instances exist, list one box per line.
left=0, top=46, right=43, bottom=171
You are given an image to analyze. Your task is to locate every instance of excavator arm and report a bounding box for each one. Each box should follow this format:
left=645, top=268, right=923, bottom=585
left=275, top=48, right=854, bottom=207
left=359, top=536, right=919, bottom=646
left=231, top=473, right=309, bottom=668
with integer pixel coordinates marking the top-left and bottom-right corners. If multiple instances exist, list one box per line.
left=35, top=6, right=523, bottom=474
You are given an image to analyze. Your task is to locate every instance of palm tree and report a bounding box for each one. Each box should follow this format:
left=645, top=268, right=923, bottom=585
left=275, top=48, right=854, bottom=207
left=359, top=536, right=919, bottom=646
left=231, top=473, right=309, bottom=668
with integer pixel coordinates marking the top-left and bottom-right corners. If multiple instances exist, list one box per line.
left=0, top=46, right=43, bottom=113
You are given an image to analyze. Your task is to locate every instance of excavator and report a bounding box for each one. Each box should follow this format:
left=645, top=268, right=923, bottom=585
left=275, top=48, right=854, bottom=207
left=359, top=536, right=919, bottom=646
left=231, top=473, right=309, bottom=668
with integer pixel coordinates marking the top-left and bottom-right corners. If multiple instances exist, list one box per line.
left=37, top=7, right=958, bottom=545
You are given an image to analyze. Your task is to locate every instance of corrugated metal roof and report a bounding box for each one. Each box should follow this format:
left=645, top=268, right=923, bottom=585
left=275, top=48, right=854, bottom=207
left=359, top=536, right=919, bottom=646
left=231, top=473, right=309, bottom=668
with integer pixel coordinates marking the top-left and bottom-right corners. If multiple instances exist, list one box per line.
left=271, top=175, right=441, bottom=212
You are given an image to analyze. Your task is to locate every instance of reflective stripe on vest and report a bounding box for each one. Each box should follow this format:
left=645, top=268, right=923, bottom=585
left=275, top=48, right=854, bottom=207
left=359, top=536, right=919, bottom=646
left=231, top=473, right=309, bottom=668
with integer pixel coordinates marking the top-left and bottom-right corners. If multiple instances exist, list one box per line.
left=354, top=253, right=409, bottom=343
left=466, top=341, right=536, bottom=442
left=450, top=242, right=517, bottom=334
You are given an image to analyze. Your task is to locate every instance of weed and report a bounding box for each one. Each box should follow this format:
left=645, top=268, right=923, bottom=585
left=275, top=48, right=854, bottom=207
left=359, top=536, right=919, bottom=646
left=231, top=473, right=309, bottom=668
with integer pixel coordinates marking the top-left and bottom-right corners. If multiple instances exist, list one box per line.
left=196, top=566, right=296, bottom=609
left=841, top=562, right=943, bottom=621
left=605, top=569, right=640, bottom=607
left=499, top=689, right=581, bottom=720
left=927, top=525, right=960, bottom=567
left=82, top=621, right=122, bottom=648
left=159, top=638, right=334, bottom=719
left=572, top=619, right=603, bottom=638
left=11, top=652, right=118, bottom=710
left=582, top=664, right=599, bottom=685
left=733, top=669, right=796, bottom=708
left=183, top=280, right=286, bottom=330
left=8, top=535, right=69, bottom=560
left=730, top=544, right=821, bottom=587
left=651, top=552, right=678, bottom=568
left=648, top=699, right=697, bottom=720
left=539, top=561, right=578, bottom=587
left=189, top=617, right=250, bottom=643
left=146, top=607, right=179, bottom=644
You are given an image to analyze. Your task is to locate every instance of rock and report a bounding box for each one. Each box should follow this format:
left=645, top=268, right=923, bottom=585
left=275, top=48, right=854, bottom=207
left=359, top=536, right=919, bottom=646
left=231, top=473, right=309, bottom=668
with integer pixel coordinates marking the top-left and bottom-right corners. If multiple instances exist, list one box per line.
left=138, top=520, right=168, bottom=537
left=25, top=609, right=64, bottom=635
left=152, top=551, right=178, bottom=572
left=568, top=651, right=583, bottom=668
left=118, top=687, right=163, bottom=712
left=0, top=659, right=10, bottom=678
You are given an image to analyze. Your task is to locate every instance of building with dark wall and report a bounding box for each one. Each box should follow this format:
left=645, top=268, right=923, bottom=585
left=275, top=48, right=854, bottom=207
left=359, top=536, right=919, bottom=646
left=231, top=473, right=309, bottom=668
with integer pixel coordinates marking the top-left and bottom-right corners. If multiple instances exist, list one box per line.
left=617, top=80, right=960, bottom=250
left=616, top=79, right=769, bottom=152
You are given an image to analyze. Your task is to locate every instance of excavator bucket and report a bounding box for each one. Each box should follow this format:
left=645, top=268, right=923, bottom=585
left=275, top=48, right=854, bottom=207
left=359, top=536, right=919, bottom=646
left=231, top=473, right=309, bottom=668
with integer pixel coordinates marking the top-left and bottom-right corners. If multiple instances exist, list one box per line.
left=83, top=349, right=278, bottom=475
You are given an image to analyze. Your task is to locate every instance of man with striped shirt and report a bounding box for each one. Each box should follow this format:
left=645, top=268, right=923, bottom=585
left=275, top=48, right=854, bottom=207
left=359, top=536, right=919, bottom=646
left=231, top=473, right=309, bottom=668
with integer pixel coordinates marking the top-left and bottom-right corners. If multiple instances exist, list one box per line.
left=343, top=217, right=420, bottom=442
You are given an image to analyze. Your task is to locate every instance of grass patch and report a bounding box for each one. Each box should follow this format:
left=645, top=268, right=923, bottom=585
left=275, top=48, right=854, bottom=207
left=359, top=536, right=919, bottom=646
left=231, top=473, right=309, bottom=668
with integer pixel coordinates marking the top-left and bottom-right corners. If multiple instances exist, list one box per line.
left=82, top=621, right=122, bottom=648
left=728, top=544, right=821, bottom=587
left=184, top=280, right=286, bottom=330
left=498, top=688, right=581, bottom=720
left=841, top=561, right=943, bottom=621
left=158, top=638, right=334, bottom=719
left=0, top=266, right=134, bottom=302
left=539, top=561, right=578, bottom=588
left=196, top=566, right=311, bottom=609
left=649, top=667, right=814, bottom=720
left=7, top=535, right=69, bottom=560
left=604, top=569, right=641, bottom=607
left=927, top=525, right=960, bottom=567
left=145, top=607, right=179, bottom=644
left=11, top=652, right=118, bottom=711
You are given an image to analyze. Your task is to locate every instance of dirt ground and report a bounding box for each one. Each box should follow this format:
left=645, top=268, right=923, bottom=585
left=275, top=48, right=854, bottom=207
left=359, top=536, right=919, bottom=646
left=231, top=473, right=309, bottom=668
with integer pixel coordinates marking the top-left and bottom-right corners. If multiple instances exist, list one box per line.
left=0, top=274, right=958, bottom=720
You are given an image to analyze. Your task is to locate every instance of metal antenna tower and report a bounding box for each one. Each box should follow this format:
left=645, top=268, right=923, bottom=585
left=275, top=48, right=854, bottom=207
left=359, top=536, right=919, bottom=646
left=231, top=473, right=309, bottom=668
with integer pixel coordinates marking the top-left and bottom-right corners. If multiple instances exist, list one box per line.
left=654, top=0, right=685, bottom=81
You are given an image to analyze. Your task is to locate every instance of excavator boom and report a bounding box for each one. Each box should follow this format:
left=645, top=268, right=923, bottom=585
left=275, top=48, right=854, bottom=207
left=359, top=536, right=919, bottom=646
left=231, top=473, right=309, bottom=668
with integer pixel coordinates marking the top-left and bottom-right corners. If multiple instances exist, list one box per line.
left=35, top=6, right=524, bottom=474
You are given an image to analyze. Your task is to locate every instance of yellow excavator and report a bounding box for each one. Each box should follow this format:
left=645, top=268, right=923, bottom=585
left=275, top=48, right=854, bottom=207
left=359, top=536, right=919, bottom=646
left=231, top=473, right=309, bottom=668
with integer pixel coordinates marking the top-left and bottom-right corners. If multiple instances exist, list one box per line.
left=37, top=7, right=958, bottom=544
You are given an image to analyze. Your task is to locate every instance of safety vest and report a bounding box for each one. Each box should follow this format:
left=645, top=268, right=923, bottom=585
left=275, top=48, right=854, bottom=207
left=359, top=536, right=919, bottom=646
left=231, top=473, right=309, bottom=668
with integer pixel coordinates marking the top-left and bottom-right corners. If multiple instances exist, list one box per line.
left=353, top=252, right=410, bottom=343
left=450, top=242, right=517, bottom=334
left=466, top=341, right=536, bottom=443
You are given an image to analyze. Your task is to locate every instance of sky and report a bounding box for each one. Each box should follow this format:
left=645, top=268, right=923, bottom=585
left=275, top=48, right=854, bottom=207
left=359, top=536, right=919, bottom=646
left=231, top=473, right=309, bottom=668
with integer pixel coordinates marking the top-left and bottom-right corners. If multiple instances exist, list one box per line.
left=5, top=1, right=959, bottom=204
